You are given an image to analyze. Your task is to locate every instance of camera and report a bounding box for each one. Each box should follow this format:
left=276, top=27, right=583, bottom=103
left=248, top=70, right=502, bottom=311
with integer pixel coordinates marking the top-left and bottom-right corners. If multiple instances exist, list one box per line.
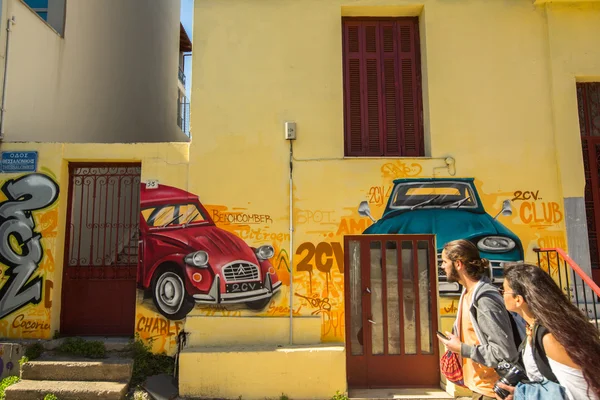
left=493, top=361, right=528, bottom=399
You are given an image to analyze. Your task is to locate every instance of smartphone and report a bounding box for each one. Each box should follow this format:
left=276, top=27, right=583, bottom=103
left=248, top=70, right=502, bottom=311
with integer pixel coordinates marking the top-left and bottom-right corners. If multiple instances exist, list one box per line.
left=436, top=330, right=449, bottom=341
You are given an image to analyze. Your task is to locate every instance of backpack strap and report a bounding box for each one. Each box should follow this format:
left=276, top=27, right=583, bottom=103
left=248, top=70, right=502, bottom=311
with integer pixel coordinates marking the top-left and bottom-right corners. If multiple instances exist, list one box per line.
left=533, top=324, right=559, bottom=383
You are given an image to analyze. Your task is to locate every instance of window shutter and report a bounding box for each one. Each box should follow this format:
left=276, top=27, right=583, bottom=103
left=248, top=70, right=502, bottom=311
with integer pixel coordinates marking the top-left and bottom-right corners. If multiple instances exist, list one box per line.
left=397, top=19, right=423, bottom=157
left=343, top=18, right=423, bottom=157
left=343, top=22, right=365, bottom=156
left=381, top=22, right=401, bottom=156
left=363, top=24, right=383, bottom=156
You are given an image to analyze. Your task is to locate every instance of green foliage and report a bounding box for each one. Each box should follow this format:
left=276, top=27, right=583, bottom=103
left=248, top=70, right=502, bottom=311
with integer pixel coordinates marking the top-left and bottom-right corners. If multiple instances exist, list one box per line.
left=18, top=356, right=28, bottom=366
left=25, top=342, right=44, bottom=360
left=130, top=336, right=174, bottom=387
left=0, top=376, right=20, bottom=400
left=44, top=394, right=59, bottom=400
left=331, top=391, right=349, bottom=400
left=56, top=337, right=106, bottom=359
left=280, top=394, right=289, bottom=400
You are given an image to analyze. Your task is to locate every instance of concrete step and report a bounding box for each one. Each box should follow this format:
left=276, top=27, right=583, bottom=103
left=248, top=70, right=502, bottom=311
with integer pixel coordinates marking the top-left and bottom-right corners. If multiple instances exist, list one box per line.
left=21, top=355, right=133, bottom=381
left=349, top=388, right=454, bottom=399
left=4, top=380, right=128, bottom=400
left=42, top=336, right=131, bottom=352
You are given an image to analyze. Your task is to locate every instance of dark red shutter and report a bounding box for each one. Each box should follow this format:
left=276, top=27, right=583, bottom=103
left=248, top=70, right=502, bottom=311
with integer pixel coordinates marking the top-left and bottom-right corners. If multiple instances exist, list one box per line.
left=343, top=18, right=423, bottom=157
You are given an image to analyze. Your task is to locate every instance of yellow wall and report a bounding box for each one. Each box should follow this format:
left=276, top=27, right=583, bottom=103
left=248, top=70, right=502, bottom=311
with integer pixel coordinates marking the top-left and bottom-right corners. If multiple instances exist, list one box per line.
left=0, top=142, right=189, bottom=341
left=188, top=0, right=586, bottom=342
left=187, top=0, right=600, bottom=394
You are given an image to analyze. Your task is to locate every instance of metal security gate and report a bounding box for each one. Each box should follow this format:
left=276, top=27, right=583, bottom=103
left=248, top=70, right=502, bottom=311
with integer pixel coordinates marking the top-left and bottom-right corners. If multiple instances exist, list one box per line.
left=578, top=83, right=600, bottom=285
left=344, top=235, right=439, bottom=388
left=61, top=163, right=141, bottom=336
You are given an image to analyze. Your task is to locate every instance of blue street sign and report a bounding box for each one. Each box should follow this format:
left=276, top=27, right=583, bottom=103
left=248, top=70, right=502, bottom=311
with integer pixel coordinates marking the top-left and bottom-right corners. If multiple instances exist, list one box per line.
left=1, top=151, right=38, bottom=173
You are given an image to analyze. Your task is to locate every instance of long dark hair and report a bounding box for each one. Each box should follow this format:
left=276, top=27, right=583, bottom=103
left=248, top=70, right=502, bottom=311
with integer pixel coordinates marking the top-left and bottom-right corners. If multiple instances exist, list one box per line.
left=443, top=239, right=489, bottom=280
left=505, top=263, right=600, bottom=397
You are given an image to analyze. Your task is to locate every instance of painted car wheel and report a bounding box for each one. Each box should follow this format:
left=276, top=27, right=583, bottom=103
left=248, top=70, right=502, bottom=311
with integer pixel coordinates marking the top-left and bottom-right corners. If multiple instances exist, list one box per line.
left=151, top=266, right=194, bottom=320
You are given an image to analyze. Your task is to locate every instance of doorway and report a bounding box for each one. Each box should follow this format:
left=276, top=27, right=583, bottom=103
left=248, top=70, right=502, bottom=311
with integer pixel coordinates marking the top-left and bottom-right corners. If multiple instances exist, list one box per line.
left=577, top=82, right=600, bottom=286
left=344, top=235, right=439, bottom=388
left=60, top=163, right=141, bottom=335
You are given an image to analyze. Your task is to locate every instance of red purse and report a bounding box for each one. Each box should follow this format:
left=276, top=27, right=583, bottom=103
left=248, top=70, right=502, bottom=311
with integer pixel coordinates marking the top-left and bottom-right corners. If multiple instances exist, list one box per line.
left=440, top=350, right=465, bottom=387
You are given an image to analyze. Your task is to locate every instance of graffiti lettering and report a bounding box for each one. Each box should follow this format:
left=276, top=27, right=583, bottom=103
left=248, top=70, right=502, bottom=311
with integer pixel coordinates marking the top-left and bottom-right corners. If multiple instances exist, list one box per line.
left=381, top=161, right=422, bottom=179
left=296, top=242, right=343, bottom=274
left=295, top=292, right=332, bottom=314
left=136, top=316, right=183, bottom=336
left=11, top=314, right=50, bottom=332
left=239, top=228, right=289, bottom=242
left=519, top=202, right=563, bottom=225
left=0, top=174, right=59, bottom=319
left=441, top=300, right=458, bottom=315
left=296, top=210, right=335, bottom=225
left=266, top=302, right=302, bottom=317
left=336, top=218, right=371, bottom=235
left=44, top=280, right=53, bottom=308
left=296, top=242, right=343, bottom=294
left=538, top=235, right=567, bottom=249
left=321, top=310, right=345, bottom=338
left=211, top=210, right=273, bottom=225
left=368, top=185, right=393, bottom=206
left=197, top=305, right=243, bottom=317
left=512, top=190, right=541, bottom=201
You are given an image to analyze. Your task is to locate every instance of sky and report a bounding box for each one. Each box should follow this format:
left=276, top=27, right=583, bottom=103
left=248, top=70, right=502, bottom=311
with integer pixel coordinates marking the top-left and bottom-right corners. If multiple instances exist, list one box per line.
left=180, top=0, right=194, bottom=99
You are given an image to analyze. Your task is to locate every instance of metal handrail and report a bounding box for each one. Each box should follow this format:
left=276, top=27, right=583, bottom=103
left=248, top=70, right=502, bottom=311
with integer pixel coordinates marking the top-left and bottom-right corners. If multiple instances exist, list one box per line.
left=534, top=247, right=600, bottom=329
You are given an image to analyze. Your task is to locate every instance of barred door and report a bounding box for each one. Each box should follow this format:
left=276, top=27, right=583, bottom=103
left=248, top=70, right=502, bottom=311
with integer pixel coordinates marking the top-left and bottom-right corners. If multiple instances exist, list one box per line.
left=344, top=235, right=439, bottom=388
left=61, top=163, right=141, bottom=335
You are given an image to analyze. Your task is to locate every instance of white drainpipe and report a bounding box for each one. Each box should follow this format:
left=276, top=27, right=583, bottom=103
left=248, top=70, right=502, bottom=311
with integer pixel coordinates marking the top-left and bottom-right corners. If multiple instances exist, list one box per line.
left=0, top=16, right=15, bottom=140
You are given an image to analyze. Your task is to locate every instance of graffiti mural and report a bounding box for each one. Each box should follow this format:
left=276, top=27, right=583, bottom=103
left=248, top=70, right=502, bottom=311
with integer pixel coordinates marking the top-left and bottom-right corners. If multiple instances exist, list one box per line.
left=135, top=159, right=567, bottom=351
left=0, top=173, right=59, bottom=339
left=137, top=183, right=282, bottom=320
left=356, top=178, right=523, bottom=295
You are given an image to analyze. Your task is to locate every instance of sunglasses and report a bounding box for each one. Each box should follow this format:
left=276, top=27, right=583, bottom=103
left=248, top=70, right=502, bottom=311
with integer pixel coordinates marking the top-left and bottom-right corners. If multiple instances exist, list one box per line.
left=498, top=288, right=515, bottom=296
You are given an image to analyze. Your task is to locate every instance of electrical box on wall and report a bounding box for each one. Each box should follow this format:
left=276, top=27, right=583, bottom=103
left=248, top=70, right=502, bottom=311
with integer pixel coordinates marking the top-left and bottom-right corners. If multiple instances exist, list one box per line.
left=284, top=122, right=296, bottom=140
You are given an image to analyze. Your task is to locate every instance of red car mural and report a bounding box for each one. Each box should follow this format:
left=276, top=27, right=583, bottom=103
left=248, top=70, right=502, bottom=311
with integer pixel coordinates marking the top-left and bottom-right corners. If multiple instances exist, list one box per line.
left=137, top=183, right=282, bottom=320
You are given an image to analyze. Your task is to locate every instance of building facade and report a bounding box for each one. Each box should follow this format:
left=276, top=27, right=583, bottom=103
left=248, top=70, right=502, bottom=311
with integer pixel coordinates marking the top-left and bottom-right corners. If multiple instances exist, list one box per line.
left=1, top=0, right=600, bottom=399
left=178, top=0, right=600, bottom=397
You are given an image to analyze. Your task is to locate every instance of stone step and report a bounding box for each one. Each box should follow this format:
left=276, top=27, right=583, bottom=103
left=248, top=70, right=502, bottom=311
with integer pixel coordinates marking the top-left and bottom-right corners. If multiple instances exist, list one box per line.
left=21, top=356, right=133, bottom=382
left=349, top=388, right=454, bottom=400
left=5, top=380, right=128, bottom=400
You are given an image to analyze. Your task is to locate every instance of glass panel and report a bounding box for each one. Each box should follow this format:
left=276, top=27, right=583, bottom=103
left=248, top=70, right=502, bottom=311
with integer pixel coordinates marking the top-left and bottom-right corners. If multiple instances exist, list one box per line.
left=385, top=241, right=400, bottom=354
left=418, top=241, right=433, bottom=354
left=402, top=241, right=416, bottom=354
left=349, top=240, right=363, bottom=356
left=370, top=241, right=384, bottom=355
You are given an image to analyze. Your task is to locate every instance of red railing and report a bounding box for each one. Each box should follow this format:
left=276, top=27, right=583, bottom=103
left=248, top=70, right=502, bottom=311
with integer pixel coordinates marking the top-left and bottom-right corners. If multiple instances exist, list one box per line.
left=534, top=248, right=600, bottom=330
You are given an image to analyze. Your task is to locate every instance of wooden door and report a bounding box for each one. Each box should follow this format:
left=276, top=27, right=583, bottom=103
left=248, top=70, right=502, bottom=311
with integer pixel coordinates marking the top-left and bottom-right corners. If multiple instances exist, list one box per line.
left=344, top=235, right=439, bottom=388
left=577, top=82, right=600, bottom=286
left=60, top=163, right=141, bottom=336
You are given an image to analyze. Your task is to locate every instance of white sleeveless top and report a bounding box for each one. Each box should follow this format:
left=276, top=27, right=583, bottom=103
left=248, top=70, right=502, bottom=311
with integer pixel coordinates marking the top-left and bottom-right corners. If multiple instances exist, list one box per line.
left=548, top=357, right=599, bottom=400
left=523, top=340, right=544, bottom=381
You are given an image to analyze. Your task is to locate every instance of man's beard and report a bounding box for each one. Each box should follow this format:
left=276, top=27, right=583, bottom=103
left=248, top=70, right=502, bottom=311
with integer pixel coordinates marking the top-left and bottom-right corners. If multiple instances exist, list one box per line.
left=447, top=264, right=460, bottom=283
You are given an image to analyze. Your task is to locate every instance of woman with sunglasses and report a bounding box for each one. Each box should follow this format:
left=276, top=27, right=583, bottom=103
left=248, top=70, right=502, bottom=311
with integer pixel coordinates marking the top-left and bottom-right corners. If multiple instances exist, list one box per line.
left=498, top=263, right=600, bottom=400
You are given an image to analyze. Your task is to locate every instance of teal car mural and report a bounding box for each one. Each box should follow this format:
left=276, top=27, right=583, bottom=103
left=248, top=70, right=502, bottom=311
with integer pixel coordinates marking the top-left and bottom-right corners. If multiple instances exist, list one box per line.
left=357, top=178, right=523, bottom=296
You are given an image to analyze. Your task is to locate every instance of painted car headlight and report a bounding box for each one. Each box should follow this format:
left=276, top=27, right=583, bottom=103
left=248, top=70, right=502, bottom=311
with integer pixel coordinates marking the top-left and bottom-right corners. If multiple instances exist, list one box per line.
left=184, top=250, right=209, bottom=267
left=477, top=236, right=516, bottom=253
left=255, top=245, right=275, bottom=261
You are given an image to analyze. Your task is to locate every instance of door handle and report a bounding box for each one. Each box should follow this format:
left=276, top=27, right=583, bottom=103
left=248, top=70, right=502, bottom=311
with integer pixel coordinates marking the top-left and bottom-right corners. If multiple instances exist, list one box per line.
left=368, top=319, right=376, bottom=324
left=364, top=287, right=371, bottom=294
